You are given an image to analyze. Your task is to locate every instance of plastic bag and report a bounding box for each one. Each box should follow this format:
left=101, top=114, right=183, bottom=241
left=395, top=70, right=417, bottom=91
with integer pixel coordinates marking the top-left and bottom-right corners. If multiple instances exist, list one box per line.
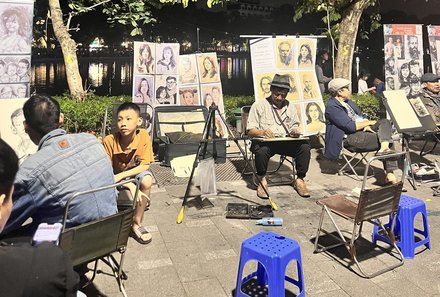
left=195, top=158, right=217, bottom=197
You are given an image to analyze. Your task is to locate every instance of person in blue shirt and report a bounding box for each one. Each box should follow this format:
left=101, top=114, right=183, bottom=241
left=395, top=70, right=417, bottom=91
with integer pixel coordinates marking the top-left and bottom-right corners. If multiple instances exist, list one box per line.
left=324, top=78, right=398, bottom=184
left=2, top=94, right=117, bottom=237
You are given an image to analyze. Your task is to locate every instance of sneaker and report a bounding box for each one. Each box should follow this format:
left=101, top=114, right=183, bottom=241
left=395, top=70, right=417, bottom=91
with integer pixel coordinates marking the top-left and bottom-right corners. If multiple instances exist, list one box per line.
left=130, top=226, right=152, bottom=244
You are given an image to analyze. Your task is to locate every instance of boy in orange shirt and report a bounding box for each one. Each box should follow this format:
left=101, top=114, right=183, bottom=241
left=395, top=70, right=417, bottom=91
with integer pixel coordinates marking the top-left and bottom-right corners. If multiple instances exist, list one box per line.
left=103, top=102, right=154, bottom=244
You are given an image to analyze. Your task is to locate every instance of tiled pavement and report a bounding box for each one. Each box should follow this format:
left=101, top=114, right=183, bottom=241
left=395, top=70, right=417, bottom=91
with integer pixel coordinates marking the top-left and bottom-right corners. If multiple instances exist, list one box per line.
left=83, top=140, right=440, bottom=297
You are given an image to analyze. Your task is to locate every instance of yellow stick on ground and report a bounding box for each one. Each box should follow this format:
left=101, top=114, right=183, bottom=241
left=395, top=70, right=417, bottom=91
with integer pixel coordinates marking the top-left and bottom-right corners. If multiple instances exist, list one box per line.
left=176, top=207, right=185, bottom=224
left=268, top=197, right=278, bottom=211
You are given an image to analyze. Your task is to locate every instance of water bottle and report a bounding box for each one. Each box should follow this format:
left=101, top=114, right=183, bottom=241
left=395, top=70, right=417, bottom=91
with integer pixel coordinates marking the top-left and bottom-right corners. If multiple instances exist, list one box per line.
left=255, top=217, right=283, bottom=226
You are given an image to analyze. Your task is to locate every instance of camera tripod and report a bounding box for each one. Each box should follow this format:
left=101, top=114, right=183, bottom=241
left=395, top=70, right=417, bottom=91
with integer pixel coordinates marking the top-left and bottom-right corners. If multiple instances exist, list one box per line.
left=176, top=103, right=278, bottom=224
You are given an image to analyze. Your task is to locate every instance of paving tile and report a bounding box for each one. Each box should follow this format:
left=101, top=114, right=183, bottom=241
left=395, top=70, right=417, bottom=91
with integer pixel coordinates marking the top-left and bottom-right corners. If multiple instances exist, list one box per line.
left=182, top=278, right=228, bottom=297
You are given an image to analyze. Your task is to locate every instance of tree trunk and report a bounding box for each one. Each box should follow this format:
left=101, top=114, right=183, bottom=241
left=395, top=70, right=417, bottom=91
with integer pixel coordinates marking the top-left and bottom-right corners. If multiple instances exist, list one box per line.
left=49, top=0, right=86, bottom=101
left=334, top=0, right=371, bottom=82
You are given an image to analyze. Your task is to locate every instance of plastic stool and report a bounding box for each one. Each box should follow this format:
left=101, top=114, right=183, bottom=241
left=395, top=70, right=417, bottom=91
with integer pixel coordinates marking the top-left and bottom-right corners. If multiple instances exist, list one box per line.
left=235, top=232, right=305, bottom=297
left=372, top=194, right=431, bottom=259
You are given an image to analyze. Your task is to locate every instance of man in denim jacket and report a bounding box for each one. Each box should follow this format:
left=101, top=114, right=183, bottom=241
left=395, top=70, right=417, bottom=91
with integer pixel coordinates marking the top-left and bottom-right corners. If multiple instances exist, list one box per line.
left=2, top=94, right=117, bottom=236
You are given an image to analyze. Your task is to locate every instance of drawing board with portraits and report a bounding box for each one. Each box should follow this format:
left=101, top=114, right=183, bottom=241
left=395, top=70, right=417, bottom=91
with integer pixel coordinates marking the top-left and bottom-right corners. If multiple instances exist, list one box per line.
left=250, top=36, right=324, bottom=136
left=0, top=1, right=33, bottom=100
left=132, top=43, right=227, bottom=137
left=383, top=24, right=424, bottom=95
left=427, top=25, right=440, bottom=76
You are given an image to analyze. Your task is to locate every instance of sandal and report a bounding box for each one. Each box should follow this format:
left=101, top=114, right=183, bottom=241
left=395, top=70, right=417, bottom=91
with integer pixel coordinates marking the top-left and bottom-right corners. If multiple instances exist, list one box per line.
left=130, top=226, right=152, bottom=244
left=376, top=149, right=396, bottom=156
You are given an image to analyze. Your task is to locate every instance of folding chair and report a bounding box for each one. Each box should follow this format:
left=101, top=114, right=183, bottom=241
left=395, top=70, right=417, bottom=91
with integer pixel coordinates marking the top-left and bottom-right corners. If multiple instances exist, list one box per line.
left=240, top=105, right=295, bottom=187
left=59, top=179, right=139, bottom=297
left=419, top=132, right=440, bottom=158
left=314, top=152, right=408, bottom=278
left=338, top=140, right=375, bottom=180
left=102, top=102, right=154, bottom=138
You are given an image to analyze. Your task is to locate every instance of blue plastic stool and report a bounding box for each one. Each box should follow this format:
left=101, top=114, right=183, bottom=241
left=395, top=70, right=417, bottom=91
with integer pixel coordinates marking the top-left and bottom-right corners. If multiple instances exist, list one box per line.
left=235, top=232, right=305, bottom=297
left=372, top=194, right=431, bottom=259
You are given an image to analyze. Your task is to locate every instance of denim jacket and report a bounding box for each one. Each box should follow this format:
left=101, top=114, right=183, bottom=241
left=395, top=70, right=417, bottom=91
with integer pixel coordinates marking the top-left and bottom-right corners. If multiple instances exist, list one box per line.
left=4, top=129, right=117, bottom=234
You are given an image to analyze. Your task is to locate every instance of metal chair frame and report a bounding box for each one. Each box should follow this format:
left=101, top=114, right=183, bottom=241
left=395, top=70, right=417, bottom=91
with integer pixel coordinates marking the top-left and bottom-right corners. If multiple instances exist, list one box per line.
left=337, top=140, right=376, bottom=180
left=60, top=179, right=139, bottom=297
left=314, top=152, right=408, bottom=278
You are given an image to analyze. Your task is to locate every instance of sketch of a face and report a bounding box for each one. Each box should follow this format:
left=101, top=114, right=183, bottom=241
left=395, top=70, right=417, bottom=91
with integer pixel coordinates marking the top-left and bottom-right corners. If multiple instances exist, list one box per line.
left=308, top=104, right=319, bottom=121
left=278, top=41, right=292, bottom=65
left=166, top=77, right=176, bottom=91
left=203, top=57, right=213, bottom=71
left=12, top=113, right=25, bottom=136
left=181, top=90, right=195, bottom=105
left=260, top=77, right=271, bottom=94
left=141, top=46, right=150, bottom=60
left=163, top=48, right=172, bottom=60
left=300, top=45, right=310, bottom=59
left=409, top=62, right=419, bottom=75
left=204, top=93, right=213, bottom=107
left=401, top=65, right=410, bottom=78
left=16, top=85, right=26, bottom=98
left=5, top=15, right=19, bottom=34
left=212, top=87, right=220, bottom=104
left=140, top=79, right=149, bottom=94
left=303, top=74, right=313, bottom=90
left=17, top=61, right=28, bottom=76
left=158, top=88, right=167, bottom=99
left=411, top=82, right=421, bottom=93
left=386, top=77, right=395, bottom=90
left=403, top=85, right=411, bottom=96
left=408, top=36, right=418, bottom=49
left=7, top=64, right=17, bottom=76
left=0, top=86, right=12, bottom=98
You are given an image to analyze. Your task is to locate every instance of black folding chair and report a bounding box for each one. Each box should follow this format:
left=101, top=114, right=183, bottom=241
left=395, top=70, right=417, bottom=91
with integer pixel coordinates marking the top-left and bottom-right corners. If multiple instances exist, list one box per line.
left=59, top=179, right=139, bottom=297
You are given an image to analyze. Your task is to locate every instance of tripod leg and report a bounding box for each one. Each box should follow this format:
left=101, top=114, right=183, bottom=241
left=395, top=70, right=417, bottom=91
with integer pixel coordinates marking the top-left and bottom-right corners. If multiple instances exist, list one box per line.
left=215, top=112, right=278, bottom=211
left=176, top=109, right=215, bottom=224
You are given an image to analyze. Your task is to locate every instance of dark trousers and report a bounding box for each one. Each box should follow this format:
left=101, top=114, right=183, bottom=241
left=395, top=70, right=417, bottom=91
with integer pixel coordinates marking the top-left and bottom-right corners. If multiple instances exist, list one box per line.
left=251, top=140, right=311, bottom=178
left=344, top=119, right=397, bottom=171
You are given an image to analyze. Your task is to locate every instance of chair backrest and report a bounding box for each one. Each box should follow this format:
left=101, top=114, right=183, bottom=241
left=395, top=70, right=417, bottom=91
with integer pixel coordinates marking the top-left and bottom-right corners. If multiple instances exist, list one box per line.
left=241, top=105, right=251, bottom=136
left=102, top=103, right=154, bottom=138
left=59, top=179, right=139, bottom=267
left=355, top=182, right=403, bottom=223
left=354, top=151, right=408, bottom=223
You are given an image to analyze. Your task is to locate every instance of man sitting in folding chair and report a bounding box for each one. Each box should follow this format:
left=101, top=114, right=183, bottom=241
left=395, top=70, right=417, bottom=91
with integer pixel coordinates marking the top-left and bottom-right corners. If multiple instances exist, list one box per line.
left=247, top=74, right=311, bottom=198
left=324, top=78, right=399, bottom=185
left=419, top=73, right=440, bottom=155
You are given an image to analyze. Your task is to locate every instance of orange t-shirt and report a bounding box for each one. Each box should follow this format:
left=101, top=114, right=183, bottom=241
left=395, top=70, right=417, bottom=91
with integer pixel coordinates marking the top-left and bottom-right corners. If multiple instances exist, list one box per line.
left=103, top=129, right=153, bottom=174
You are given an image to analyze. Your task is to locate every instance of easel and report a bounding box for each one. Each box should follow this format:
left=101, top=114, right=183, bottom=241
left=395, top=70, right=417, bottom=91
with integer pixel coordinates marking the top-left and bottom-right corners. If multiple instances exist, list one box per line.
left=176, top=103, right=278, bottom=224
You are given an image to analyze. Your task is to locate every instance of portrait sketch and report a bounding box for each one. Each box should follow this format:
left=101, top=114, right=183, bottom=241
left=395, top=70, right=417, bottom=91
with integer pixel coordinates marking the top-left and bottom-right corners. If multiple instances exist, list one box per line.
left=296, top=39, right=315, bottom=68
left=132, top=75, right=154, bottom=105
left=155, top=74, right=178, bottom=105
left=179, top=85, right=200, bottom=106
left=0, top=55, right=30, bottom=83
left=0, top=99, right=37, bottom=164
left=275, top=38, right=295, bottom=68
left=409, top=98, right=429, bottom=117
left=298, top=70, right=320, bottom=100
left=0, top=4, right=33, bottom=54
left=155, top=43, right=179, bottom=75
left=304, top=101, right=326, bottom=135
left=201, top=83, right=225, bottom=114
left=134, top=42, right=155, bottom=75
left=405, top=35, right=421, bottom=61
left=282, top=71, right=300, bottom=101
left=197, top=53, right=220, bottom=84
left=255, top=72, right=273, bottom=100
left=179, top=54, right=198, bottom=85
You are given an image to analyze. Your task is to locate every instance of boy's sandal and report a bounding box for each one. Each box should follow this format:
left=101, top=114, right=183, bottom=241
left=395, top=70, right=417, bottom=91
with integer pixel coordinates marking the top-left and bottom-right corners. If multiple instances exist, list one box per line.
left=130, top=226, right=152, bottom=244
